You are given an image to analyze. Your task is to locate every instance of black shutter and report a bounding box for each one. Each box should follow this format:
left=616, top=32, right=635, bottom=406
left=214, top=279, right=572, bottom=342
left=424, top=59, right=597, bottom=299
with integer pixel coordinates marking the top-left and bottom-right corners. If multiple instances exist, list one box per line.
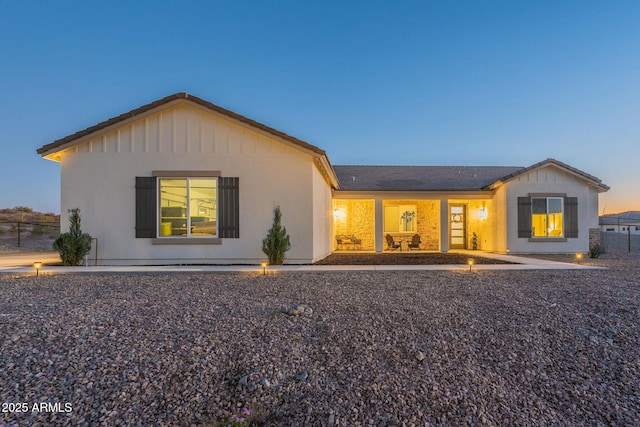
left=135, top=177, right=157, bottom=238
left=517, top=197, right=532, bottom=238
left=218, top=177, right=239, bottom=238
left=564, top=197, right=578, bottom=238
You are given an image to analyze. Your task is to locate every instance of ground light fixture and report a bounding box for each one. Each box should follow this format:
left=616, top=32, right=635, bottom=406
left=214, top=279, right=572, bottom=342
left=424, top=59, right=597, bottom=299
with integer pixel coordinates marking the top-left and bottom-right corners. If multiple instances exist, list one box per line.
left=576, top=252, right=583, bottom=262
left=261, top=261, right=268, bottom=276
left=467, top=258, right=475, bottom=272
left=33, top=261, right=43, bottom=276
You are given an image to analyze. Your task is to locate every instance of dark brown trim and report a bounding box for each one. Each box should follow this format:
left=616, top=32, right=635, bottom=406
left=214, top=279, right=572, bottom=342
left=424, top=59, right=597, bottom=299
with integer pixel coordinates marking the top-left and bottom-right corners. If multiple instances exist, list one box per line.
left=37, top=92, right=328, bottom=157
left=152, top=170, right=221, bottom=177
left=528, top=192, right=567, bottom=197
left=486, top=158, right=609, bottom=191
left=152, top=238, right=222, bottom=245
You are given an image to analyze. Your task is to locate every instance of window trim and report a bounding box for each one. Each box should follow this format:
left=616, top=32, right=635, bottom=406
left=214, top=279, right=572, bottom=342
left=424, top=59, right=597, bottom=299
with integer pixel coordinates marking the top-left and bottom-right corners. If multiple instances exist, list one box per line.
left=157, top=175, right=219, bottom=239
left=531, top=196, right=564, bottom=238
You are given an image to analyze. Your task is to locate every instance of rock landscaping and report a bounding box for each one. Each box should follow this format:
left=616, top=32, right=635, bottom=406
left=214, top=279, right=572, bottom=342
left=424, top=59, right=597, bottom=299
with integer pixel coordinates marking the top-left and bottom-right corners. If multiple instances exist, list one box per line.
left=0, top=254, right=638, bottom=426
left=315, top=252, right=515, bottom=265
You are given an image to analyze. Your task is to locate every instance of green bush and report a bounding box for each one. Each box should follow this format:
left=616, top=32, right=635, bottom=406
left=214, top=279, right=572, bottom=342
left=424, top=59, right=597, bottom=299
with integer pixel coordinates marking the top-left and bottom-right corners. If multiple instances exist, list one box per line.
left=588, top=243, right=605, bottom=259
left=261, top=206, right=291, bottom=265
left=53, top=208, right=92, bottom=266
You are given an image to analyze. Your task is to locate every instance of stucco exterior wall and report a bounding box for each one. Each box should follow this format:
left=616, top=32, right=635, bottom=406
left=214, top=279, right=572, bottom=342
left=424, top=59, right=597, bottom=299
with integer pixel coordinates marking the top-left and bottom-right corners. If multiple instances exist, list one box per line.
left=58, top=103, right=331, bottom=265
left=504, top=165, right=597, bottom=253
left=311, top=164, right=334, bottom=261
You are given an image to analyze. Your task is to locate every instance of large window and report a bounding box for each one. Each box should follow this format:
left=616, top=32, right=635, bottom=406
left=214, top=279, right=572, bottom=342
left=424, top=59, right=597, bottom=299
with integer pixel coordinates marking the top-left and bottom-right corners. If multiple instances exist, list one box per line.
left=532, top=197, right=563, bottom=237
left=159, top=178, right=217, bottom=237
left=384, top=205, right=417, bottom=233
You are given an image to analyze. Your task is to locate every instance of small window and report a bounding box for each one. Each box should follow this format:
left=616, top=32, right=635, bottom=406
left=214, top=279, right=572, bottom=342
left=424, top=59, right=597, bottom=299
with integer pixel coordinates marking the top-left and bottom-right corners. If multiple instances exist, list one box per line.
left=531, top=197, right=563, bottom=237
left=384, top=205, right=417, bottom=233
left=636, top=226, right=639, bottom=231
left=159, top=178, right=217, bottom=237
left=606, top=228, right=614, bottom=231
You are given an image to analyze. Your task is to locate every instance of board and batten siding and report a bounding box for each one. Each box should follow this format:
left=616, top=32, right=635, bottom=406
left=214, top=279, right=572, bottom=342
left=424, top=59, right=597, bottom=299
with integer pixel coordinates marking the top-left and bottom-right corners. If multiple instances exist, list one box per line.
left=72, top=106, right=275, bottom=156
left=58, top=102, right=332, bottom=265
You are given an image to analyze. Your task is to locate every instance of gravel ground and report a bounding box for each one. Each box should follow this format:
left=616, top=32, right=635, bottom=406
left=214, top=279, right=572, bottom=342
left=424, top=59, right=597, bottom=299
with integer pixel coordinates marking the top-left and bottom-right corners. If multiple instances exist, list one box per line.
left=315, top=253, right=514, bottom=265
left=1, top=254, right=639, bottom=426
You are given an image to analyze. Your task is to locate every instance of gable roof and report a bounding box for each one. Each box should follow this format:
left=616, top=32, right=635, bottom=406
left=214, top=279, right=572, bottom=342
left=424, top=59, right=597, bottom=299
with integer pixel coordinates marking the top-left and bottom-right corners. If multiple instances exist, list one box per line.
left=334, top=165, right=522, bottom=191
left=37, top=92, right=328, bottom=157
left=36, top=92, right=339, bottom=188
left=483, top=158, right=609, bottom=192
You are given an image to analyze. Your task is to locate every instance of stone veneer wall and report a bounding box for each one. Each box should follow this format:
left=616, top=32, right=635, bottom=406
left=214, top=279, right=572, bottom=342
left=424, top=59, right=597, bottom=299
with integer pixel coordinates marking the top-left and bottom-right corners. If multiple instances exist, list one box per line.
left=589, top=228, right=601, bottom=247
left=384, top=200, right=440, bottom=251
left=333, top=200, right=375, bottom=251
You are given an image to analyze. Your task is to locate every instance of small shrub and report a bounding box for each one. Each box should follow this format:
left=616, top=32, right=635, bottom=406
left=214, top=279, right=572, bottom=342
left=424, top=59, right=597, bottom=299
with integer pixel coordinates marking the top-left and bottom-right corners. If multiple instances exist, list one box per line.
left=588, top=243, right=605, bottom=259
left=262, top=206, right=291, bottom=265
left=471, top=232, right=479, bottom=250
left=53, top=208, right=92, bottom=266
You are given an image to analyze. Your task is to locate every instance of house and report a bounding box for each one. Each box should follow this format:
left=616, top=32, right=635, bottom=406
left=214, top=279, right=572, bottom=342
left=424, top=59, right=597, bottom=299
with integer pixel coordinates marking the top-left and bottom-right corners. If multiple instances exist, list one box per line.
left=600, top=211, right=640, bottom=234
left=37, top=93, right=609, bottom=265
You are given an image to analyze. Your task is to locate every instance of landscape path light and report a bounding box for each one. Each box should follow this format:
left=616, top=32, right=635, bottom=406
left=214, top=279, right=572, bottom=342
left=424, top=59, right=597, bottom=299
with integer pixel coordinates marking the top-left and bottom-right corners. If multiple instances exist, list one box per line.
left=576, top=252, right=583, bottom=263
left=467, top=258, right=475, bottom=272
left=261, top=260, right=268, bottom=276
left=33, top=261, right=43, bottom=276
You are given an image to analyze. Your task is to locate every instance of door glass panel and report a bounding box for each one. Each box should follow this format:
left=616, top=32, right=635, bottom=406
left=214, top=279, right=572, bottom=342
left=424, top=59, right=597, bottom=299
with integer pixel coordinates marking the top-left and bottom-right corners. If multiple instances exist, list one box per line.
left=450, top=205, right=466, bottom=249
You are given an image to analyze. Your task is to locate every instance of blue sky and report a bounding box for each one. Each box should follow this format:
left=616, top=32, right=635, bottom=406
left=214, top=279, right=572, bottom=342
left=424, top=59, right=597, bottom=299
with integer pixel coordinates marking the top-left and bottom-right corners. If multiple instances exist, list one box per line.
left=1, top=1, right=639, bottom=214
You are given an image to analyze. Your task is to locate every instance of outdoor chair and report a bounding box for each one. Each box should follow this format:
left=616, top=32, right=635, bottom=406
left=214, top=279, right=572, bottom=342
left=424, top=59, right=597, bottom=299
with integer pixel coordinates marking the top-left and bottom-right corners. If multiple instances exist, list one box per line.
left=407, top=234, right=421, bottom=250
left=385, top=234, right=402, bottom=251
left=349, top=235, right=362, bottom=250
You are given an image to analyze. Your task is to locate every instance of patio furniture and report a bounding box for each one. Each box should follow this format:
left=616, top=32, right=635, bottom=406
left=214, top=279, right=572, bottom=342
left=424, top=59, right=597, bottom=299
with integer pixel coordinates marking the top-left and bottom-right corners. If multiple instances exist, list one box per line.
left=336, top=234, right=362, bottom=250
left=407, top=234, right=421, bottom=250
left=385, top=234, right=402, bottom=251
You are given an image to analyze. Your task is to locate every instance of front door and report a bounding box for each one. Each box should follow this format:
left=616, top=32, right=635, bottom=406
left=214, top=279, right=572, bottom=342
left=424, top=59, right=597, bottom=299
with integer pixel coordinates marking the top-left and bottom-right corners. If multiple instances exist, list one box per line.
left=450, top=205, right=467, bottom=249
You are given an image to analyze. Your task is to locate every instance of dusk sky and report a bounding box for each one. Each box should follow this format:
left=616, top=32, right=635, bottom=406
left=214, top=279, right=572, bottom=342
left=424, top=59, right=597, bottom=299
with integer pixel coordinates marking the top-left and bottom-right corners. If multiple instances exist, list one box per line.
left=1, top=1, right=639, bottom=214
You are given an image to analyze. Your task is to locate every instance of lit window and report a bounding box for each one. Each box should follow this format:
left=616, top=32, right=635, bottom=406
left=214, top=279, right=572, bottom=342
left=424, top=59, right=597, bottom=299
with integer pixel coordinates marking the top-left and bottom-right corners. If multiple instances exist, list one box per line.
left=159, top=178, right=217, bottom=237
left=532, top=197, right=563, bottom=237
left=384, top=205, right=417, bottom=233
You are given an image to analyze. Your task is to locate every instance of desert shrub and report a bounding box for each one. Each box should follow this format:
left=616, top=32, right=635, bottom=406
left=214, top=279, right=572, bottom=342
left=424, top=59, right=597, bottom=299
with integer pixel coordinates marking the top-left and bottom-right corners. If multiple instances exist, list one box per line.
left=588, top=243, right=605, bottom=259
left=261, top=206, right=291, bottom=265
left=53, top=208, right=92, bottom=266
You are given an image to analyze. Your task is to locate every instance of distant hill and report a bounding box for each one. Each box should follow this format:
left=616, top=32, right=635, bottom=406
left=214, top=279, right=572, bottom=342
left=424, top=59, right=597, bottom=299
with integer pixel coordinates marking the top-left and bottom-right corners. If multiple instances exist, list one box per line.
left=0, top=207, right=59, bottom=223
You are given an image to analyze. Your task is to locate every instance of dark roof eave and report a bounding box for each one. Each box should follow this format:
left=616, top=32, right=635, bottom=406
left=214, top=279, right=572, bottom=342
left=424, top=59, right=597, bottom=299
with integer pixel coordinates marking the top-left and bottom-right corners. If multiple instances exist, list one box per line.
left=37, top=92, right=328, bottom=158
left=485, top=158, right=609, bottom=191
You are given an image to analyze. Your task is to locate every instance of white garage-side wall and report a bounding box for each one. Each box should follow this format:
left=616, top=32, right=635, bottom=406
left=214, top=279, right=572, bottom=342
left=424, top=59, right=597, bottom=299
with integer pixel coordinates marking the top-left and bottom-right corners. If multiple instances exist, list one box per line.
left=504, top=165, right=597, bottom=253
left=311, top=163, right=334, bottom=262
left=58, top=103, right=330, bottom=265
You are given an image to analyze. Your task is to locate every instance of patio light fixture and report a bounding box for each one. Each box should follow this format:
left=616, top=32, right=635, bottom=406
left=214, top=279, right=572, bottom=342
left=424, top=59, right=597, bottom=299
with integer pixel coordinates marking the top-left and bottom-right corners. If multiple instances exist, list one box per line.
left=477, top=207, right=488, bottom=220
left=261, top=260, right=268, bottom=275
left=467, top=258, right=475, bottom=272
left=33, top=261, right=43, bottom=276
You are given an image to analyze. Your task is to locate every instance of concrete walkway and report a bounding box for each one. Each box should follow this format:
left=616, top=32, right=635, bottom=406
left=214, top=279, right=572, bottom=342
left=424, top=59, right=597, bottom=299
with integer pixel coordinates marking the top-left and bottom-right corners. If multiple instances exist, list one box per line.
left=0, top=251, right=604, bottom=274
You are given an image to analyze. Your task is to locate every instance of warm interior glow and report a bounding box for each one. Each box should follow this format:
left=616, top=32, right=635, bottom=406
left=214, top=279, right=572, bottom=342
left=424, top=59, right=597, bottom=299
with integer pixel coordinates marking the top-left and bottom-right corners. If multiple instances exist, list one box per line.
left=532, top=197, right=563, bottom=237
